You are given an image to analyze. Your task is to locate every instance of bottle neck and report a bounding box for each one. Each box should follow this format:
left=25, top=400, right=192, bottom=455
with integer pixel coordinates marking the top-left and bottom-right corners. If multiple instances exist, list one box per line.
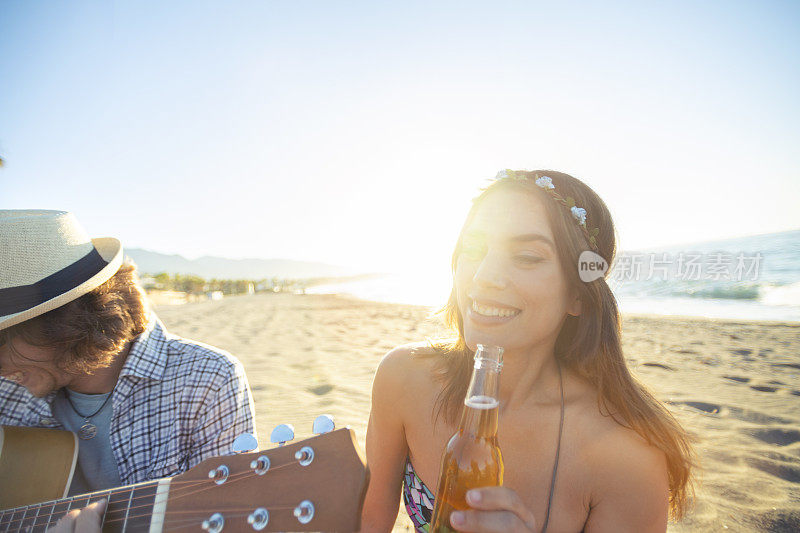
left=459, top=357, right=501, bottom=437
left=465, top=357, right=501, bottom=401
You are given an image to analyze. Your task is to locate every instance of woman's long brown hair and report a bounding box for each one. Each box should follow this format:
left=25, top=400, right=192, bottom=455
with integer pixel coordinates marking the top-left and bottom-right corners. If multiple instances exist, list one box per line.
left=427, top=170, right=695, bottom=520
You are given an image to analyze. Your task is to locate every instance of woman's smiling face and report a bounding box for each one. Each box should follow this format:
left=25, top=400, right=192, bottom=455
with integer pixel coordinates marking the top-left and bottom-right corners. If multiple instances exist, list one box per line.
left=455, top=187, right=580, bottom=354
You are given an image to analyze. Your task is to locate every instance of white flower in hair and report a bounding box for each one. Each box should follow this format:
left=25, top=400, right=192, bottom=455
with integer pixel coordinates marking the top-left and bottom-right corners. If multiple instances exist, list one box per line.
left=571, top=206, right=587, bottom=226
left=535, top=176, right=554, bottom=189
left=495, top=169, right=509, bottom=179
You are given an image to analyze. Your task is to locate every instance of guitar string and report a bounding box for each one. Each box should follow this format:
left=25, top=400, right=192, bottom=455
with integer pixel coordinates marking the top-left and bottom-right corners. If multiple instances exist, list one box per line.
left=0, top=474, right=240, bottom=531
left=138, top=513, right=270, bottom=532
left=2, top=469, right=285, bottom=532
left=3, top=455, right=287, bottom=516
left=2, top=505, right=311, bottom=533
left=4, top=453, right=294, bottom=520
left=163, top=507, right=316, bottom=531
left=46, top=506, right=309, bottom=532
left=159, top=504, right=352, bottom=533
left=99, top=460, right=303, bottom=527
left=156, top=512, right=288, bottom=532
left=1, top=465, right=288, bottom=531
left=0, top=457, right=304, bottom=530
left=1, top=472, right=239, bottom=526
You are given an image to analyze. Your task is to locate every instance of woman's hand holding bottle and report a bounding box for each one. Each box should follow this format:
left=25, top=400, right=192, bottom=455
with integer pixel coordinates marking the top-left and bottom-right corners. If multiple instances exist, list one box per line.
left=448, top=487, right=537, bottom=533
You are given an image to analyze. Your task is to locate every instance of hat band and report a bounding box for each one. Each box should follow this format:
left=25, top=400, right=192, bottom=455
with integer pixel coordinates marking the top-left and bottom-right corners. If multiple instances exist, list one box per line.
left=0, top=248, right=109, bottom=316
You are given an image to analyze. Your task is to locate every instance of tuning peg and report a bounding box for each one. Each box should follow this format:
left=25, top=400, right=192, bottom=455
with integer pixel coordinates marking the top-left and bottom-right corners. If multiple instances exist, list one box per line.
left=312, top=414, right=335, bottom=434
left=201, top=513, right=224, bottom=532
left=247, top=508, right=269, bottom=530
left=270, top=423, right=295, bottom=446
left=231, top=432, right=258, bottom=454
left=294, top=500, right=315, bottom=524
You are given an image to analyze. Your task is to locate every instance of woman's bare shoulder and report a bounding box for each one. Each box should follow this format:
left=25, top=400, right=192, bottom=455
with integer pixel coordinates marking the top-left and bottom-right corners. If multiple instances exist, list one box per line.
left=373, top=342, right=442, bottom=398
left=377, top=342, right=439, bottom=374
left=591, top=417, right=666, bottom=469
left=576, top=407, right=669, bottom=530
left=574, top=392, right=665, bottom=464
left=573, top=397, right=668, bottom=513
left=564, top=376, right=667, bottom=485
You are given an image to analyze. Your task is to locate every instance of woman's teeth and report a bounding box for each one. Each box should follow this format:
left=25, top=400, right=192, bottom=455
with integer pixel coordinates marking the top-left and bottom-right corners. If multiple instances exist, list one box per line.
left=472, top=301, right=519, bottom=318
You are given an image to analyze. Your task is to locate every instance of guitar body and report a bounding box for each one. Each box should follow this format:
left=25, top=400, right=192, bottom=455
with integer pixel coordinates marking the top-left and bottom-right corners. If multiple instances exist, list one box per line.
left=0, top=426, right=78, bottom=510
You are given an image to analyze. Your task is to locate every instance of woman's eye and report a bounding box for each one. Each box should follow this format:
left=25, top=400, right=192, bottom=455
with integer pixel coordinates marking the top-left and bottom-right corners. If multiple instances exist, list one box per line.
left=514, top=255, right=544, bottom=265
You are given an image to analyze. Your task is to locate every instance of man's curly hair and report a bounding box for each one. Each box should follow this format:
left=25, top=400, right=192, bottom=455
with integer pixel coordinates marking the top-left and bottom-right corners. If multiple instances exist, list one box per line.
left=0, top=261, right=149, bottom=374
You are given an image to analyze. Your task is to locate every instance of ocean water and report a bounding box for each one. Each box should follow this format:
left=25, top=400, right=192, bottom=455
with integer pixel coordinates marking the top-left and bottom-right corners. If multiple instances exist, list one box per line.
left=308, top=230, right=800, bottom=322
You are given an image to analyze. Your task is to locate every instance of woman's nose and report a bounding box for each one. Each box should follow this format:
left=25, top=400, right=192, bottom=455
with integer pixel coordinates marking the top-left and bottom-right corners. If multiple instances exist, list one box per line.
left=473, top=252, right=506, bottom=289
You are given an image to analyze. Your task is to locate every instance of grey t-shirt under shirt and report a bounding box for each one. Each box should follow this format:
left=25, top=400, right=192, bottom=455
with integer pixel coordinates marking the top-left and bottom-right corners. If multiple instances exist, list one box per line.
left=52, top=388, right=122, bottom=495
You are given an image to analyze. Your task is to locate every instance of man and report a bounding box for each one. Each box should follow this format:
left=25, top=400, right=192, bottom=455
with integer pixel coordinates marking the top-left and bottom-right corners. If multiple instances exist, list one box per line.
left=0, top=209, right=257, bottom=499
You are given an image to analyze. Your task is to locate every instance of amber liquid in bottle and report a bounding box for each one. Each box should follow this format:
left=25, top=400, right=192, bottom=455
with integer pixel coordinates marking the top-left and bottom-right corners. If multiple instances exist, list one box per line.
left=430, top=345, right=503, bottom=533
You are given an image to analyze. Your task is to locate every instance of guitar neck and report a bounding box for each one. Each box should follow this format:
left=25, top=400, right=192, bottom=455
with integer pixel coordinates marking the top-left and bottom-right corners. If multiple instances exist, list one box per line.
left=0, top=478, right=164, bottom=532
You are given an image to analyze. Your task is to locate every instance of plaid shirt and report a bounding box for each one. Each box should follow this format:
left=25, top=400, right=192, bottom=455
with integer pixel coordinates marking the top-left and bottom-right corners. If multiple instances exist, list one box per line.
left=0, top=314, right=257, bottom=485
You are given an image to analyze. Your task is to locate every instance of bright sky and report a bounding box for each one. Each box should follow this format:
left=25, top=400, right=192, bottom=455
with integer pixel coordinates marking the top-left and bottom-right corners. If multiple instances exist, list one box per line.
left=1, top=1, right=798, bottom=274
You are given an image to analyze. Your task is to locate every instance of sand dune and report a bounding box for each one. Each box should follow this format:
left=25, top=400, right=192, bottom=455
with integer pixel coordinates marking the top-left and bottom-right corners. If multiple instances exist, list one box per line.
left=154, top=293, right=800, bottom=532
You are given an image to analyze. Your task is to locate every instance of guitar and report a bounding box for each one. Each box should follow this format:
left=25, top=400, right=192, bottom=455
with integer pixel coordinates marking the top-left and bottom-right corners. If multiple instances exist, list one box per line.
left=0, top=426, right=79, bottom=512
left=0, top=425, right=369, bottom=532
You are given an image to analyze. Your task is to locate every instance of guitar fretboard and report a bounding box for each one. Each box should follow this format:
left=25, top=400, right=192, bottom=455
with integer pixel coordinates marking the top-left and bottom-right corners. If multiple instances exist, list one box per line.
left=0, top=479, right=159, bottom=532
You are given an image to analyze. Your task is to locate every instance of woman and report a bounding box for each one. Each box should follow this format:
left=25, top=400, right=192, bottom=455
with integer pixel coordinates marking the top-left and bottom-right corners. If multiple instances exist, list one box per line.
left=360, top=170, right=694, bottom=532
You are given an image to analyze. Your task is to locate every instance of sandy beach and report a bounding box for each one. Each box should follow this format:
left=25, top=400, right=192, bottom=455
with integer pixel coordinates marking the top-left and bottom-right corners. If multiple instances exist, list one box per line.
left=153, top=293, right=800, bottom=532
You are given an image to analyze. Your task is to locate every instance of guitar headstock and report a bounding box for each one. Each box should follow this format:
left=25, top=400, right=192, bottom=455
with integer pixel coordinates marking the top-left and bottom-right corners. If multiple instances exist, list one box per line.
left=166, top=427, right=368, bottom=532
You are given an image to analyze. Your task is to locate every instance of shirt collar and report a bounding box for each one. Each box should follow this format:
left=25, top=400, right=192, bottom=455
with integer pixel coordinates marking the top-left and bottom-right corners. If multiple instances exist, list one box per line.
left=119, top=313, right=169, bottom=381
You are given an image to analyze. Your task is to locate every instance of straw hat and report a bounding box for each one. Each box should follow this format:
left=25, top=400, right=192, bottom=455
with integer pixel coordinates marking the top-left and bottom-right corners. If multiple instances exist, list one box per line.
left=0, top=210, right=123, bottom=331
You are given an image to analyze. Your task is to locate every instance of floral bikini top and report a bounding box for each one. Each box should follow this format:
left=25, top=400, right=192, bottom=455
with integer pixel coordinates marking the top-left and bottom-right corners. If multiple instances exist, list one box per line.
left=403, top=450, right=564, bottom=533
left=402, top=456, right=435, bottom=532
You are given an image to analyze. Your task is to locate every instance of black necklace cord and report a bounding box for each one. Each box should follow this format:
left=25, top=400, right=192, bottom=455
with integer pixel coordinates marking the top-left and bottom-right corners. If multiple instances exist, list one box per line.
left=540, top=361, right=565, bottom=533
left=64, top=387, right=114, bottom=419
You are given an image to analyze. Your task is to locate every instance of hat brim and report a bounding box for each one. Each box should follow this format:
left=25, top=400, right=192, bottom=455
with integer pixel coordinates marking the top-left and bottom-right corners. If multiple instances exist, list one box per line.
left=0, top=237, right=123, bottom=332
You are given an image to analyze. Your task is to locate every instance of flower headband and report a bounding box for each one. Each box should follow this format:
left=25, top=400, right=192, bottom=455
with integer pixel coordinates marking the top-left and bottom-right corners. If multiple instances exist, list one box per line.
left=495, top=169, right=600, bottom=251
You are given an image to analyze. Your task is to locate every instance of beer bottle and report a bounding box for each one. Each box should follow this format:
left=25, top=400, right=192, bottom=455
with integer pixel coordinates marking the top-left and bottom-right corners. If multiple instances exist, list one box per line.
left=430, top=344, right=504, bottom=533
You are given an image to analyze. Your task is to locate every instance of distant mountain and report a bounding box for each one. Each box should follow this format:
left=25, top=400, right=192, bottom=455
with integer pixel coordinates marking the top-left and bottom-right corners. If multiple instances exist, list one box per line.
left=125, top=248, right=357, bottom=279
